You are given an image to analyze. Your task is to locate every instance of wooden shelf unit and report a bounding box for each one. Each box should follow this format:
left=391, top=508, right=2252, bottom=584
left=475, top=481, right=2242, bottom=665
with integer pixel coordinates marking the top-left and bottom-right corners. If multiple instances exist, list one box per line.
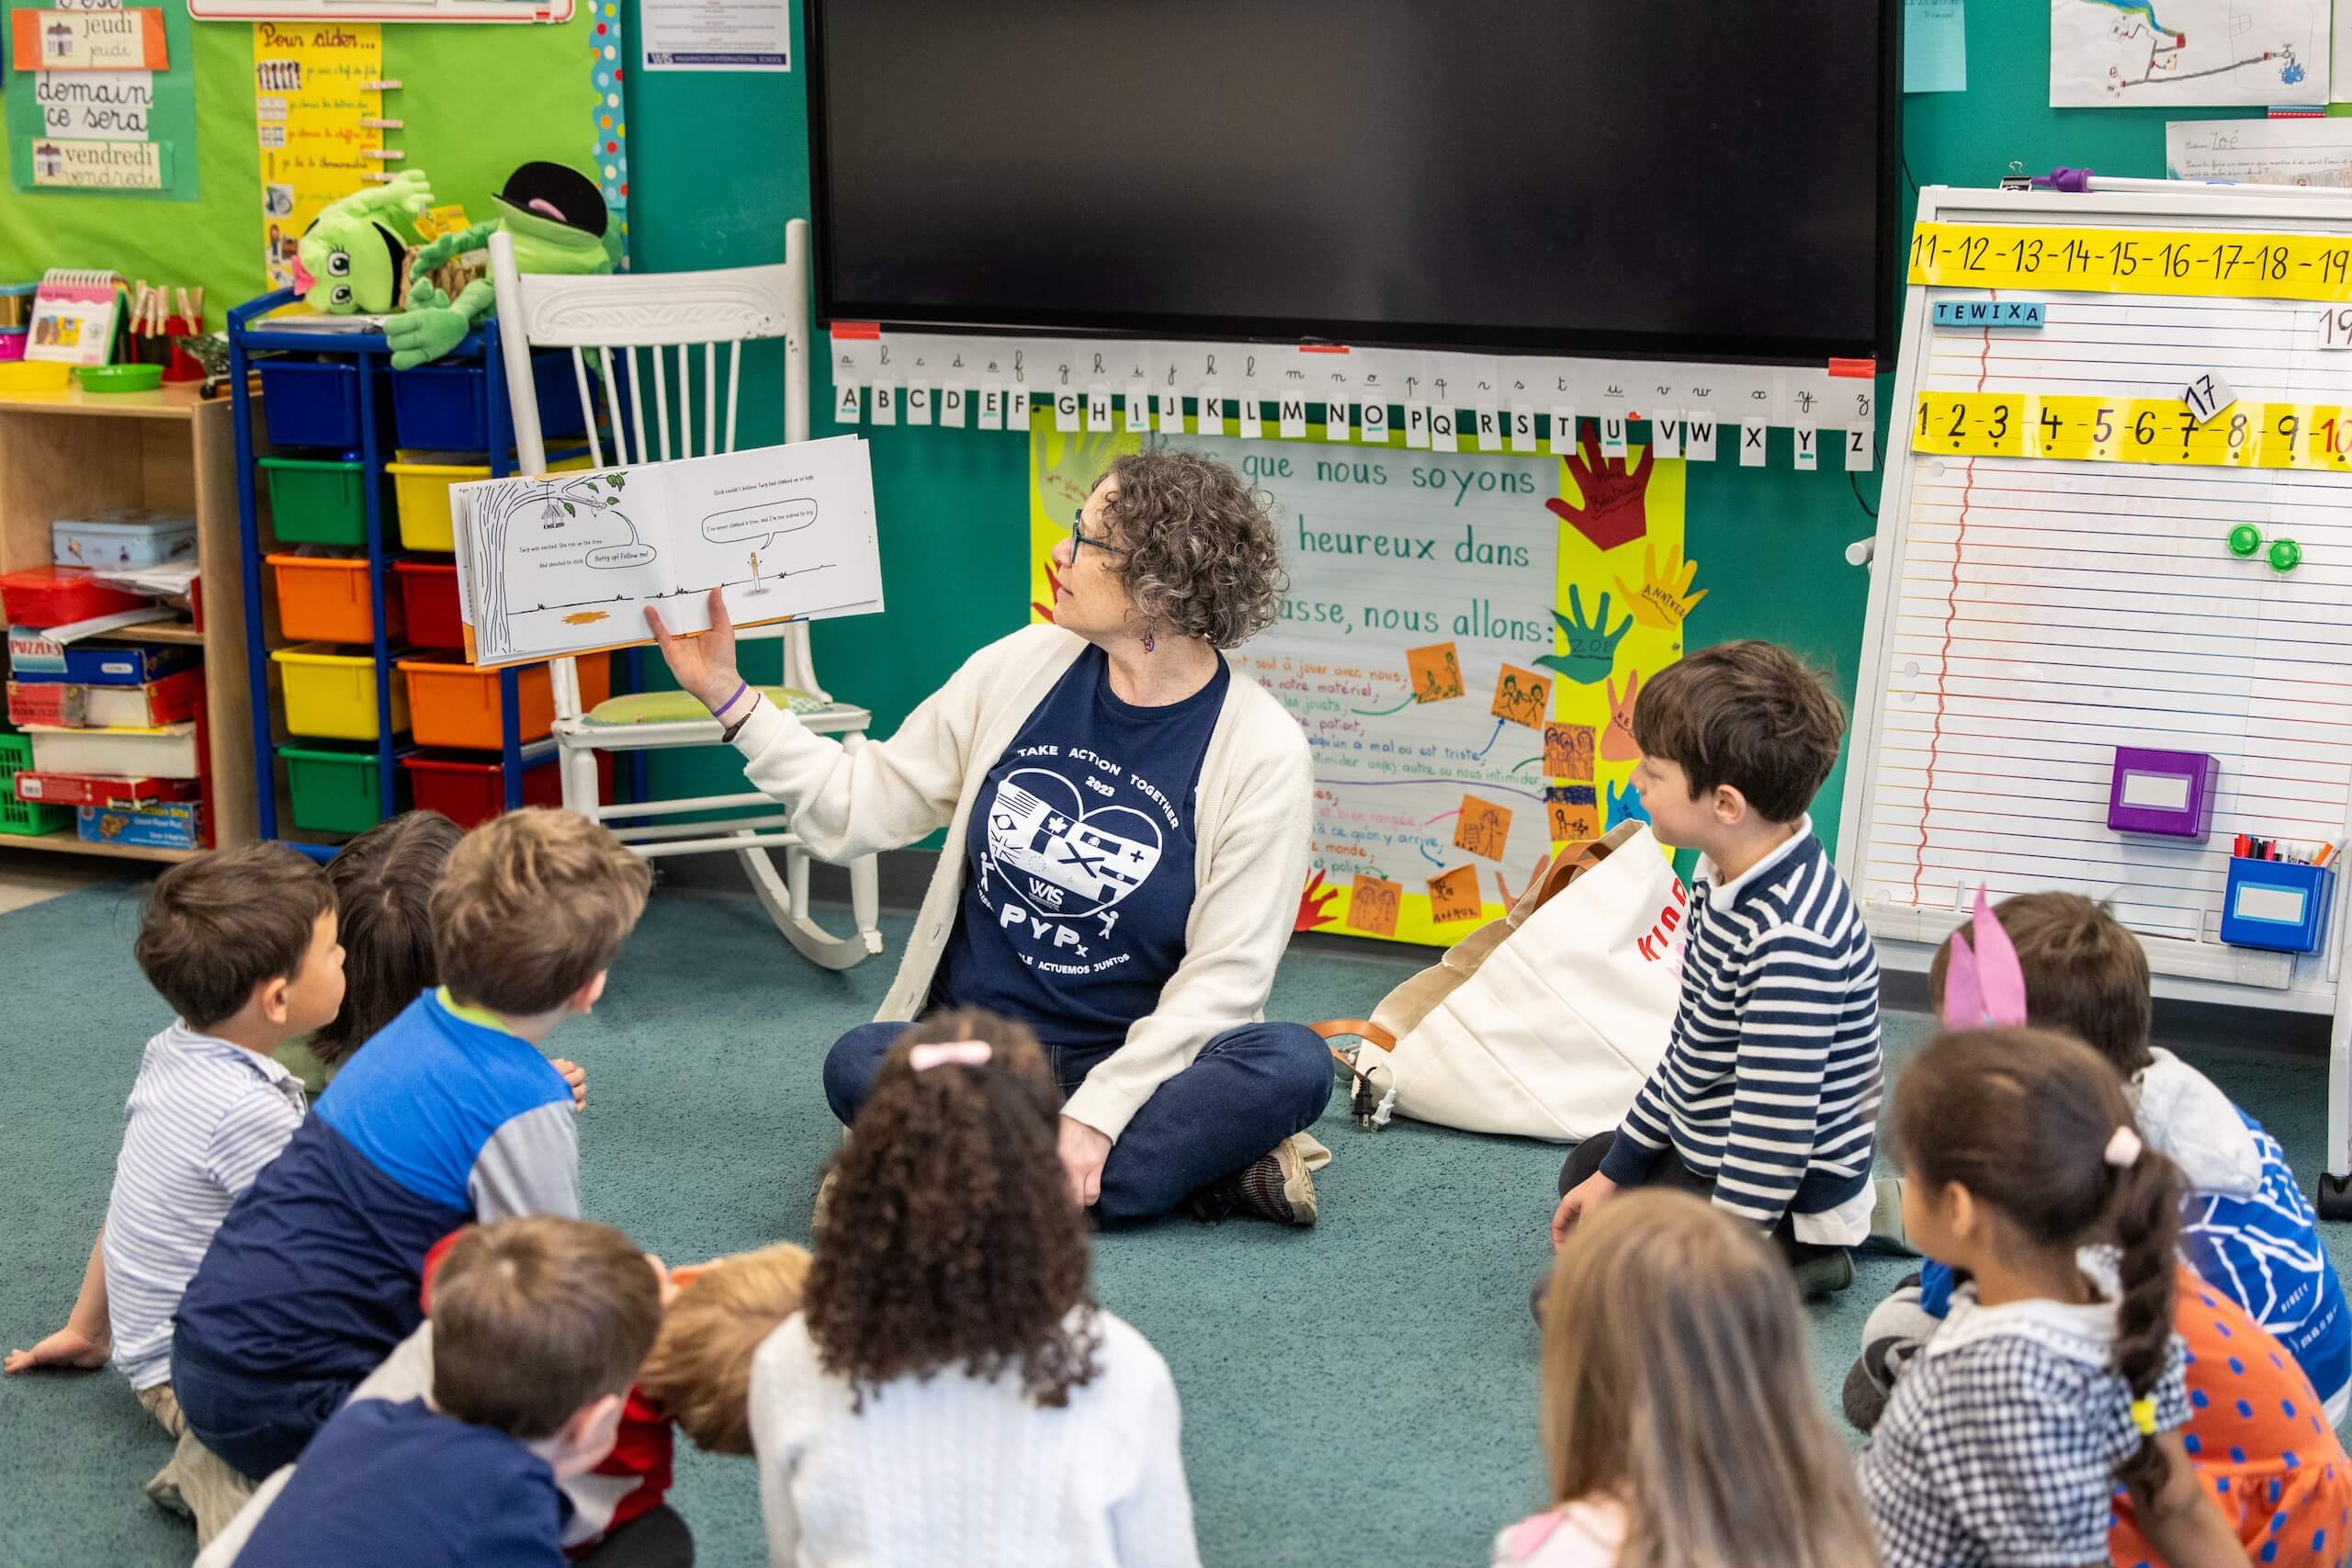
left=0, top=383, right=259, bottom=854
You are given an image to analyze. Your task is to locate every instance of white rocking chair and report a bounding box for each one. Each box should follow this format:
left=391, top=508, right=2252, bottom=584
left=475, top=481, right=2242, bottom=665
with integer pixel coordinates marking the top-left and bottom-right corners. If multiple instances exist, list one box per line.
left=486, top=218, right=884, bottom=969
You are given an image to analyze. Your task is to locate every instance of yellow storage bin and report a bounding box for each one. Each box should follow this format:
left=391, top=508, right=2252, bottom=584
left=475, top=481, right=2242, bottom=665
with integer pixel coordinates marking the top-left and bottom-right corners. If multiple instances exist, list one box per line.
left=272, top=643, right=410, bottom=740
left=386, top=450, right=590, bottom=553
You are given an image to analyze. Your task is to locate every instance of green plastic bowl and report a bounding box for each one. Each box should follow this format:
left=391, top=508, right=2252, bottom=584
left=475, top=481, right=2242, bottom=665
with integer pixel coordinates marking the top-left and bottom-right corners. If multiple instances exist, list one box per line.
left=76, top=363, right=164, bottom=394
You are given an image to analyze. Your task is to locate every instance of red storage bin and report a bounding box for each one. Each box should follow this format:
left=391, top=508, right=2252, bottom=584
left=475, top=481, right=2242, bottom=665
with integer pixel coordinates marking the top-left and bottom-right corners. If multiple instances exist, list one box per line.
left=392, top=560, right=464, bottom=649
left=0, top=567, right=150, bottom=628
left=400, top=748, right=611, bottom=829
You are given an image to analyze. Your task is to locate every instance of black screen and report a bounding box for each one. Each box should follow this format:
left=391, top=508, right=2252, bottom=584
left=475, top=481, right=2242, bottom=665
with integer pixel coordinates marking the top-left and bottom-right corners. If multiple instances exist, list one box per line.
left=808, top=1, right=1898, bottom=364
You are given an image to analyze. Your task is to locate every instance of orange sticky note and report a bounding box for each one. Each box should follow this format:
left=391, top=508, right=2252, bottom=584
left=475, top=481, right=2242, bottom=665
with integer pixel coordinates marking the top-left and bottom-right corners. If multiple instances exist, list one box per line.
left=1453, top=795, right=1514, bottom=861
left=1406, top=641, right=1464, bottom=704
left=1545, top=722, right=1595, bottom=782
left=1547, top=784, right=1598, bottom=844
left=1347, top=874, right=1402, bottom=938
left=1428, top=864, right=1483, bottom=924
left=1489, top=663, right=1551, bottom=729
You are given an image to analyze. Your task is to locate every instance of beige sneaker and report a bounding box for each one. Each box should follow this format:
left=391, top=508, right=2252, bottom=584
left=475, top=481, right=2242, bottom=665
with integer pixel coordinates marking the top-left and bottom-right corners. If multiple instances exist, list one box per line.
left=1189, top=1134, right=1331, bottom=1225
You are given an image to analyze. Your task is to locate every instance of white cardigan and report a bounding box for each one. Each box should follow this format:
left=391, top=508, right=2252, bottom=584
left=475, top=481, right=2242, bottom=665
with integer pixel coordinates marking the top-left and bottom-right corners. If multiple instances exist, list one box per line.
left=731, top=623, right=1313, bottom=1138
left=750, top=1307, right=1200, bottom=1568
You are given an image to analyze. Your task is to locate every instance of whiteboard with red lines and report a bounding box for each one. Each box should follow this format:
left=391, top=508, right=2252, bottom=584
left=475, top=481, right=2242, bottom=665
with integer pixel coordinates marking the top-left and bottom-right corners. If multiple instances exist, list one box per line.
left=1841, top=186, right=2352, bottom=1010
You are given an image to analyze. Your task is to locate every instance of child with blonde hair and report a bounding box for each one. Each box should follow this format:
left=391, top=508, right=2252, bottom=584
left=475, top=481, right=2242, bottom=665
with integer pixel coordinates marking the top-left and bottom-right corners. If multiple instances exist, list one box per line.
left=1857, top=1026, right=2245, bottom=1567
left=1503, top=1188, right=1877, bottom=1568
left=752, top=1009, right=1198, bottom=1567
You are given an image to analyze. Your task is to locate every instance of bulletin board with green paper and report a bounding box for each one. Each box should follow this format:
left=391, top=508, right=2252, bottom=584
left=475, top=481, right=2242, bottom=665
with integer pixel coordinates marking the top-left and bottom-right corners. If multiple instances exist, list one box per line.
left=0, top=2, right=610, bottom=331
left=5, top=0, right=198, bottom=197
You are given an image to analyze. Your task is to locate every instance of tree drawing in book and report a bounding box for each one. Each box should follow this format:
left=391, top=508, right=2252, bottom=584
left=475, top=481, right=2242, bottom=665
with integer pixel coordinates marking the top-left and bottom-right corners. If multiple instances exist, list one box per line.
left=451, top=437, right=879, bottom=668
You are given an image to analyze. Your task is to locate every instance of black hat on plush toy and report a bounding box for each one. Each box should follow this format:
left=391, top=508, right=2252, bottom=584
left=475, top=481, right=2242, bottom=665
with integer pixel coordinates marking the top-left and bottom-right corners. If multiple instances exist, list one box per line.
left=494, top=162, right=609, bottom=242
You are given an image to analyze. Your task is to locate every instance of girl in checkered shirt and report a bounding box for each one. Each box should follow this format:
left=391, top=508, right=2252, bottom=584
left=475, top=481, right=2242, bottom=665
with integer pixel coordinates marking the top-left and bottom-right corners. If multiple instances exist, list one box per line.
left=1856, top=1027, right=2245, bottom=1568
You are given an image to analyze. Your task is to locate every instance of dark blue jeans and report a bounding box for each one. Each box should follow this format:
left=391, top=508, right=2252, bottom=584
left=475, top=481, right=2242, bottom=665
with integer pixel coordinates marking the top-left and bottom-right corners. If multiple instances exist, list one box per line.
left=824, top=1020, right=1334, bottom=1222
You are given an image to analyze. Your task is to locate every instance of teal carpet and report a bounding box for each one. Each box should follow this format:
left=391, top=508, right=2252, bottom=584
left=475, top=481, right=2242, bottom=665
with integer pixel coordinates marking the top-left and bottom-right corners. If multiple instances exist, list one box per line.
left=6, top=878, right=2351, bottom=1567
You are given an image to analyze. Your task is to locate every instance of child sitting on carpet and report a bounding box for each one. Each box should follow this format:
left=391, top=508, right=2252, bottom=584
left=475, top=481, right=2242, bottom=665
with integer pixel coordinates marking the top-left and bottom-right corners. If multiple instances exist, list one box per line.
left=751, top=1010, right=1199, bottom=1568
left=171, top=807, right=652, bottom=1481
left=1550, top=641, right=1883, bottom=1299
left=276, top=810, right=589, bottom=1107
left=1854, top=1026, right=2244, bottom=1567
left=221, top=1214, right=663, bottom=1568
left=6, top=844, right=344, bottom=1544
left=1499, top=1188, right=1877, bottom=1568
left=196, top=1235, right=814, bottom=1566
left=1846, top=892, right=2349, bottom=1427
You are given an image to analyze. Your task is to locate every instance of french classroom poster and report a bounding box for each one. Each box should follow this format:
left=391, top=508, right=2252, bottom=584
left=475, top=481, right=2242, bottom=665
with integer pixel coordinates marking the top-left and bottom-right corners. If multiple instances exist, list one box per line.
left=1027, top=407, right=1691, bottom=946
left=253, top=22, right=379, bottom=292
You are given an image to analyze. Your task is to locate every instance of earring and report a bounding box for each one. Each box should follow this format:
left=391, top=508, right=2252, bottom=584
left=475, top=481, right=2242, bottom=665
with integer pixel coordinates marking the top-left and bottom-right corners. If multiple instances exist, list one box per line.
left=1142, top=627, right=1157, bottom=654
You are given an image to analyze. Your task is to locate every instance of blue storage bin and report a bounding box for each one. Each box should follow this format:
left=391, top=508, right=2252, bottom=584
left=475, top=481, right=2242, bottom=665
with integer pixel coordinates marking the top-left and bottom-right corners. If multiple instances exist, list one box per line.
left=2220, top=858, right=2335, bottom=954
left=256, top=357, right=385, bottom=449
left=390, top=350, right=589, bottom=452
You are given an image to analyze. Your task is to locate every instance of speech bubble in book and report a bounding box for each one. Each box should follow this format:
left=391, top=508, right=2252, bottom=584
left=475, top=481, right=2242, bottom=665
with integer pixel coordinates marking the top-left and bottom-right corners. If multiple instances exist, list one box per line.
left=702, top=498, right=818, bottom=549
left=586, top=542, right=657, bottom=569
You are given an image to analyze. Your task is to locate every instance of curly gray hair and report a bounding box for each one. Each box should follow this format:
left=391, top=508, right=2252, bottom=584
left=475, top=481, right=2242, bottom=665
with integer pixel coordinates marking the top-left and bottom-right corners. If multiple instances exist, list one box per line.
left=1095, top=450, right=1285, bottom=649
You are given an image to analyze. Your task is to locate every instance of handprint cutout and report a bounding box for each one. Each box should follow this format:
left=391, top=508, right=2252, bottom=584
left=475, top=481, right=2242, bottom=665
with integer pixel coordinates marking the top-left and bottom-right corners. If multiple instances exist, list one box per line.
left=1545, top=434, right=1657, bottom=552
left=1535, top=587, right=1633, bottom=686
left=1600, top=670, right=1644, bottom=762
left=1612, top=545, right=1708, bottom=631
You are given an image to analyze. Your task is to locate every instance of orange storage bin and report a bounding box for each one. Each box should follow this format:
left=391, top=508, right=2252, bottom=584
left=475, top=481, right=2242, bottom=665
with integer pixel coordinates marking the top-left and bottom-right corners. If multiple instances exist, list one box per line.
left=396, top=653, right=610, bottom=750
left=267, top=554, right=402, bottom=645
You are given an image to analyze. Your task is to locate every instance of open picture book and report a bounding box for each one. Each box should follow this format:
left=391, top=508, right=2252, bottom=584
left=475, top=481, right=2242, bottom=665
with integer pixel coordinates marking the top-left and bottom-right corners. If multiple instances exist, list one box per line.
left=447, top=435, right=884, bottom=667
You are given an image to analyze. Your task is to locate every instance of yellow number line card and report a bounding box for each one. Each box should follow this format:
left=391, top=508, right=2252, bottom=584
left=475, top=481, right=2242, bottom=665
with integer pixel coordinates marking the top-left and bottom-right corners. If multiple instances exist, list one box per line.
left=1909, top=391, right=2352, bottom=470
left=1908, top=222, right=2352, bottom=302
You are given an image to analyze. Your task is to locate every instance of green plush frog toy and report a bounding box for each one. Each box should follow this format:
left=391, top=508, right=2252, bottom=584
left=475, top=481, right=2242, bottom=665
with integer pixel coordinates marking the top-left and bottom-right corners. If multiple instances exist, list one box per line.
left=290, top=164, right=616, bottom=369
left=384, top=161, right=616, bottom=369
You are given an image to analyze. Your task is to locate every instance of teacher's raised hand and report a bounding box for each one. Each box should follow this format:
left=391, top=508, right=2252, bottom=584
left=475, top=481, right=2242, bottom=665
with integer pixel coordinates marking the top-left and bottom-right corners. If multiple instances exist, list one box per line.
left=645, top=587, right=743, bottom=713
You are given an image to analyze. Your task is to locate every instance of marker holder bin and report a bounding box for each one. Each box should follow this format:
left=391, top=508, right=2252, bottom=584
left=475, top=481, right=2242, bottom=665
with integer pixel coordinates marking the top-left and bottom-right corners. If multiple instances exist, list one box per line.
left=2219, top=857, right=2336, bottom=955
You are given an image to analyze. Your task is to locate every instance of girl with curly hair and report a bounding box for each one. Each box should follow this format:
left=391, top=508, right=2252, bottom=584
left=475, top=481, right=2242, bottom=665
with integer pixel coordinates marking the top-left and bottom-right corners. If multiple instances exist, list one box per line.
left=650, top=447, right=1333, bottom=1225
left=749, top=1010, right=1199, bottom=1567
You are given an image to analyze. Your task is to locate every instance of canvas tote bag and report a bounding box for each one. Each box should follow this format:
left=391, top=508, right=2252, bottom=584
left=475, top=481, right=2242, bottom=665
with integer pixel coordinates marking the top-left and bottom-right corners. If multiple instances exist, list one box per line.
left=1317, top=822, right=1686, bottom=1141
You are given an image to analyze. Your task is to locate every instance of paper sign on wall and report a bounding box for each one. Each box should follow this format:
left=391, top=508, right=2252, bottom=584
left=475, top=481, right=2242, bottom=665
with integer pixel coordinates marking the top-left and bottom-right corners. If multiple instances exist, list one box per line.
left=32, top=70, right=150, bottom=139
left=253, top=19, right=380, bottom=292
left=10, top=6, right=166, bottom=69
left=31, top=135, right=158, bottom=186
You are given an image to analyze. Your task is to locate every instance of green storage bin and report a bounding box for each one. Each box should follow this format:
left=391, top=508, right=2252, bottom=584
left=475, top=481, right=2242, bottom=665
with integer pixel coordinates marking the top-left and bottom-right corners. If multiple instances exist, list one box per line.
left=261, top=455, right=383, bottom=547
left=280, top=742, right=404, bottom=835
left=0, top=730, right=71, bottom=836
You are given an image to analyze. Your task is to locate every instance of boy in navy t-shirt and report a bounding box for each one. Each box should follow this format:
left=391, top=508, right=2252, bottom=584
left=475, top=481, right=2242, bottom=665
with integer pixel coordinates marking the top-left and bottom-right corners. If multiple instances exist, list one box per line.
left=229, top=1215, right=663, bottom=1568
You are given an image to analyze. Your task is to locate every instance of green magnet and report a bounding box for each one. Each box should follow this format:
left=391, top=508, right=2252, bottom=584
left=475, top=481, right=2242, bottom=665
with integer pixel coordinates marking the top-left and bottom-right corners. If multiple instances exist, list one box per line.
left=2269, top=538, right=2303, bottom=572
left=2228, top=524, right=2263, bottom=557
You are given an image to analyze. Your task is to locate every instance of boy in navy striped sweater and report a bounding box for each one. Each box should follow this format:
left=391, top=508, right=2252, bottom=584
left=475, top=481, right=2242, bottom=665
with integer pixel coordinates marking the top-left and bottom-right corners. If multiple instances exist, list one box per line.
left=1551, top=641, right=1883, bottom=1298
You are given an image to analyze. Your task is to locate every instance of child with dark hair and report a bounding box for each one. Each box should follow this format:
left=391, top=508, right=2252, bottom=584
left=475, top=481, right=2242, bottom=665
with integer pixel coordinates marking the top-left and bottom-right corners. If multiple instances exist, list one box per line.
left=751, top=1009, right=1199, bottom=1567
left=1856, top=1026, right=2244, bottom=1567
left=6, top=844, right=344, bottom=1542
left=276, top=810, right=465, bottom=1092
left=225, top=1214, right=664, bottom=1568
left=277, top=810, right=589, bottom=1106
left=1551, top=640, right=1882, bottom=1299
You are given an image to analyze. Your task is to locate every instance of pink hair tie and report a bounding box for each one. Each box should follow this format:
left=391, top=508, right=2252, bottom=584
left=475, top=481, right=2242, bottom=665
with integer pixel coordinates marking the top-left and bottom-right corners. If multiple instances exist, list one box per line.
left=909, top=1041, right=991, bottom=1072
left=2104, top=1126, right=2143, bottom=1168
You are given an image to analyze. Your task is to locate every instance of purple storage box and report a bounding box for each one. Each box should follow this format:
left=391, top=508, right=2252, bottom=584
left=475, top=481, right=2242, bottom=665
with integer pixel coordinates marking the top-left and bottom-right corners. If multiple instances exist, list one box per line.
left=2107, top=747, right=2220, bottom=840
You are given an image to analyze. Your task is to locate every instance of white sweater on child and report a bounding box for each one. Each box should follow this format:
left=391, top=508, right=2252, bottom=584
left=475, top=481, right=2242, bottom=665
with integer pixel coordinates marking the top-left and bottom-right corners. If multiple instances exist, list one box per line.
left=749, top=1307, right=1200, bottom=1568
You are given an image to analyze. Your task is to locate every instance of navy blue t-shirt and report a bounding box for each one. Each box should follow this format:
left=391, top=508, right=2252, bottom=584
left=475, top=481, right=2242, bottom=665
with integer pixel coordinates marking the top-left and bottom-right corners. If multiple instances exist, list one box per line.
left=233, top=1398, right=570, bottom=1568
left=936, top=644, right=1230, bottom=1056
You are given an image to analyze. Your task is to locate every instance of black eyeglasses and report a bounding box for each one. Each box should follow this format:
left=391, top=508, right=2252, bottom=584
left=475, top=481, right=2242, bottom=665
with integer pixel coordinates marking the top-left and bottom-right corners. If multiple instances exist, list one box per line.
left=1070, top=508, right=1129, bottom=557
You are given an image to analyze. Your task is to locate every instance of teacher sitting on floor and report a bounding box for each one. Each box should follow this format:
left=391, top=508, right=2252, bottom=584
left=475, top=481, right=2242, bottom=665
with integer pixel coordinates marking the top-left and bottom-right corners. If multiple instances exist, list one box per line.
left=647, top=448, right=1335, bottom=1225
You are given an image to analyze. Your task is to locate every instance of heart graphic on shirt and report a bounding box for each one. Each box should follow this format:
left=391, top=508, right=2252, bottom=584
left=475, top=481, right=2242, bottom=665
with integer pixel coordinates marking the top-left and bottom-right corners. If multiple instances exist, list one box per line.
left=985, top=768, right=1165, bottom=919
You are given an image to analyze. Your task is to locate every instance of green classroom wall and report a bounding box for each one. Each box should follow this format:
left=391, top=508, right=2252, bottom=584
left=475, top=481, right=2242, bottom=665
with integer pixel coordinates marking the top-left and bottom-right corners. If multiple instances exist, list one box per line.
left=0, top=6, right=605, bottom=333
left=0, top=0, right=2269, bottom=857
